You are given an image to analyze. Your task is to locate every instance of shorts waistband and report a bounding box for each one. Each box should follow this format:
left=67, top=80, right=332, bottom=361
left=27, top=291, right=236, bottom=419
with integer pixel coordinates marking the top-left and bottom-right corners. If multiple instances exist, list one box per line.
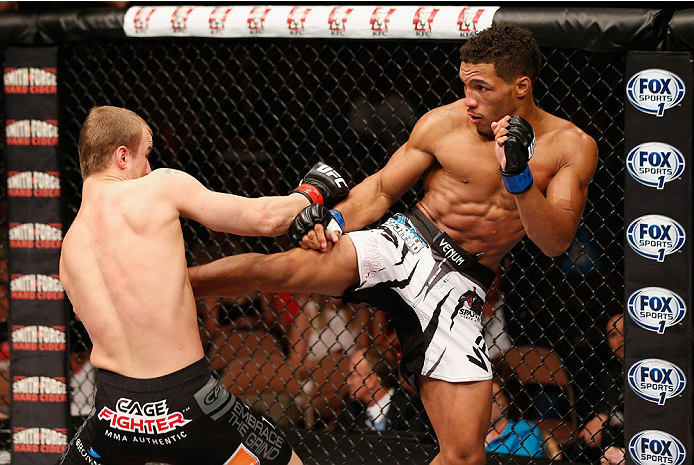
left=97, top=358, right=210, bottom=393
left=402, top=206, right=497, bottom=292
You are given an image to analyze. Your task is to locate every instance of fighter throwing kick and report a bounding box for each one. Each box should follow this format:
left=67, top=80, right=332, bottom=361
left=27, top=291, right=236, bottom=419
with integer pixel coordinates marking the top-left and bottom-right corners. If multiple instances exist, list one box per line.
left=191, top=22, right=597, bottom=465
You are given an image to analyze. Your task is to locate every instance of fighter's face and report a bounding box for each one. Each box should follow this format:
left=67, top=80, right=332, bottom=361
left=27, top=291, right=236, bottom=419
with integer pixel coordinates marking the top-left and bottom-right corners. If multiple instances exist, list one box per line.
left=459, top=62, right=515, bottom=139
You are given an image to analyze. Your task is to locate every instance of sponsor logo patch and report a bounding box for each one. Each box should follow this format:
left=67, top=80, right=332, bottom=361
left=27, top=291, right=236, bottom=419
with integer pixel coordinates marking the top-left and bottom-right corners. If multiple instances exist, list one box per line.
left=98, top=398, right=191, bottom=435
left=627, top=358, right=686, bottom=405
left=12, top=376, right=68, bottom=403
left=627, top=287, right=686, bottom=334
left=626, top=215, right=685, bottom=262
left=13, top=427, right=67, bottom=454
left=629, top=430, right=686, bottom=465
left=4, top=67, right=57, bottom=94
left=626, top=142, right=685, bottom=189
left=11, top=325, right=66, bottom=351
left=457, top=7, right=486, bottom=38
left=627, top=68, right=686, bottom=117
left=7, top=171, right=61, bottom=198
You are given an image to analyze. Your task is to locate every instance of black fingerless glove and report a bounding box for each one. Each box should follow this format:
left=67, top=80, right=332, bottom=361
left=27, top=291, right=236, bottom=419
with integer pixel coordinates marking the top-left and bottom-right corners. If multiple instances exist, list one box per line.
left=288, top=204, right=345, bottom=246
left=499, top=116, right=535, bottom=194
left=291, top=162, right=349, bottom=208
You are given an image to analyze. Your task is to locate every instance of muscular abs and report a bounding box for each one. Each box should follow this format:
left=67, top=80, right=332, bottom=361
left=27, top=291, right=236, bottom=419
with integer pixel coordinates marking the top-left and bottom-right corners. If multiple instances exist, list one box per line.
left=418, top=170, right=524, bottom=270
left=415, top=139, right=542, bottom=269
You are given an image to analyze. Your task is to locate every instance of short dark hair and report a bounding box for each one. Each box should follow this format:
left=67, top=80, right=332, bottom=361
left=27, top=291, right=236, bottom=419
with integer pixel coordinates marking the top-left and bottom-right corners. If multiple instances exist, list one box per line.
left=459, top=22, right=542, bottom=84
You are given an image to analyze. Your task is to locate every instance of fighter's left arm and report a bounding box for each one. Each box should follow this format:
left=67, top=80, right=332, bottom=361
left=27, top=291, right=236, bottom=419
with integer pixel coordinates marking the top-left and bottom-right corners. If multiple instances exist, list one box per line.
left=513, top=129, right=598, bottom=257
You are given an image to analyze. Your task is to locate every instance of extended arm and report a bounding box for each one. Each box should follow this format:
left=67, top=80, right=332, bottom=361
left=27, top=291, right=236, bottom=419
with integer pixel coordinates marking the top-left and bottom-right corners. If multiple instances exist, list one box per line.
left=338, top=142, right=434, bottom=232
left=152, top=168, right=310, bottom=237
left=154, top=161, right=348, bottom=237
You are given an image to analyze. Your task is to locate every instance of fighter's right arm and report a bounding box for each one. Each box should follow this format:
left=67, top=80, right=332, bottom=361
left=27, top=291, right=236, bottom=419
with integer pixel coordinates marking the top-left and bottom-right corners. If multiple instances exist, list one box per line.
left=339, top=142, right=432, bottom=231
left=297, top=117, right=437, bottom=250
left=150, top=168, right=311, bottom=237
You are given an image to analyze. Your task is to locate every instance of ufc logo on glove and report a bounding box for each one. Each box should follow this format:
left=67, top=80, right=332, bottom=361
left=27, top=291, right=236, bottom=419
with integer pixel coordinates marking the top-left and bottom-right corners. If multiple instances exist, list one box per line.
left=316, top=164, right=347, bottom=188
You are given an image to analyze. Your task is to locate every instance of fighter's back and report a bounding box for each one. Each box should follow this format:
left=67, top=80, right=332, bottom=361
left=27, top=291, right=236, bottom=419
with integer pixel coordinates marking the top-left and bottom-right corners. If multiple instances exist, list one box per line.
left=60, top=173, right=204, bottom=378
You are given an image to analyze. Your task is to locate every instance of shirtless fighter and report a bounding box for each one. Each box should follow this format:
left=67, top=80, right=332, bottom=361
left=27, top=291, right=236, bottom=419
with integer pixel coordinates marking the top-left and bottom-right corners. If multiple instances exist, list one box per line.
left=189, top=22, right=597, bottom=465
left=57, top=106, right=348, bottom=465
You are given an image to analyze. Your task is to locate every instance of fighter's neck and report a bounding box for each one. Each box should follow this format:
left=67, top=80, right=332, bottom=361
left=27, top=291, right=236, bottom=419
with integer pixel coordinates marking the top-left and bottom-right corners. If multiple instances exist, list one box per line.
left=511, top=101, right=544, bottom=125
left=80, top=172, right=131, bottom=202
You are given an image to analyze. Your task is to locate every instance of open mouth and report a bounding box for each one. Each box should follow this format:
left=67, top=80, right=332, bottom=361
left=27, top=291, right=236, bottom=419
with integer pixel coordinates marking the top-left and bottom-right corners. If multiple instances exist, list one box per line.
left=468, top=113, right=483, bottom=124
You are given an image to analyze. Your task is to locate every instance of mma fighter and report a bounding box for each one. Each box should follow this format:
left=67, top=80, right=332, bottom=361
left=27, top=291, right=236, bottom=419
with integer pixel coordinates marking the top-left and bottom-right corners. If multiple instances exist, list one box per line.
left=57, top=106, right=348, bottom=465
left=189, top=22, right=598, bottom=465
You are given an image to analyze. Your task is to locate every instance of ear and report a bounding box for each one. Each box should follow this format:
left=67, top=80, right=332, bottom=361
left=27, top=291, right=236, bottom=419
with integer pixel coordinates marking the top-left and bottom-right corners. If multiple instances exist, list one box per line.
left=114, top=145, right=129, bottom=171
left=515, top=76, right=532, bottom=98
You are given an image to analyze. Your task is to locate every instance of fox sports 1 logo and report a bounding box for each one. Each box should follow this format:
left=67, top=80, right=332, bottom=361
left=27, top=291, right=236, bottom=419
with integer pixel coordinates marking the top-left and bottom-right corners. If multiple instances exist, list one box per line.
left=627, top=68, right=686, bottom=116
left=627, top=287, right=686, bottom=334
left=626, top=142, right=686, bottom=190
left=629, top=430, right=686, bottom=465
left=628, top=358, right=686, bottom=406
left=626, top=215, right=686, bottom=262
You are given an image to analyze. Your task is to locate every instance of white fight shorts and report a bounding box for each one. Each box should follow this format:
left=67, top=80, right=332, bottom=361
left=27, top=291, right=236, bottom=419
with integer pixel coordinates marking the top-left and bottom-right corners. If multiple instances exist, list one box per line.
left=343, top=206, right=497, bottom=385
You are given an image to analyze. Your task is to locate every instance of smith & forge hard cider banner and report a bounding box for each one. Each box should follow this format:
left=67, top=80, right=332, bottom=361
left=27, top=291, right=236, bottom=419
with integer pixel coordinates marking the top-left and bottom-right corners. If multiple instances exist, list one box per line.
left=624, top=52, right=692, bottom=465
left=4, top=47, right=69, bottom=463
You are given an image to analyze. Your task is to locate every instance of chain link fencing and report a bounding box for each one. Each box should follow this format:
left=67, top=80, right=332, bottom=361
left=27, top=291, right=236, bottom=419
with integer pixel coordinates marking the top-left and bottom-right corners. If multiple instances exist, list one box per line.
left=2, top=37, right=626, bottom=463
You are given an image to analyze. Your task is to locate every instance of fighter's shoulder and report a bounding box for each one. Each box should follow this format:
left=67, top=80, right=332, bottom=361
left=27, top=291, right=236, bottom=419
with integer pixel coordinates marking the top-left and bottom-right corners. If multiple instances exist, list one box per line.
left=148, top=167, right=191, bottom=179
left=145, top=168, right=197, bottom=187
left=139, top=169, right=202, bottom=199
left=542, top=114, right=597, bottom=156
left=413, top=101, right=464, bottom=135
left=540, top=114, right=597, bottom=173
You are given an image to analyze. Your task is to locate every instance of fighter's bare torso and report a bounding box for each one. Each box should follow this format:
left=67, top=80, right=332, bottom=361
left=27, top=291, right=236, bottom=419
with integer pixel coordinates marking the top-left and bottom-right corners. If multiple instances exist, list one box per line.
left=60, top=173, right=204, bottom=378
left=413, top=99, right=587, bottom=269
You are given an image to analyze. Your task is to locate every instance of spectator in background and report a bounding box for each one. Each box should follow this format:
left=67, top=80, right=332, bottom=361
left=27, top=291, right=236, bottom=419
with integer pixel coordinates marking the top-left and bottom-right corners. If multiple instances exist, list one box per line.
left=334, top=347, right=433, bottom=440
left=355, top=306, right=398, bottom=352
left=486, top=358, right=544, bottom=457
left=291, top=296, right=359, bottom=370
left=563, top=313, right=624, bottom=464
left=287, top=297, right=382, bottom=428
left=601, top=445, right=625, bottom=465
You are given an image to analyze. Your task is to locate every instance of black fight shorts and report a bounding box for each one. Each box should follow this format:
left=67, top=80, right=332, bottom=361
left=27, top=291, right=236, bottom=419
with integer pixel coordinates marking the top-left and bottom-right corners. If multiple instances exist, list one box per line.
left=57, top=358, right=292, bottom=465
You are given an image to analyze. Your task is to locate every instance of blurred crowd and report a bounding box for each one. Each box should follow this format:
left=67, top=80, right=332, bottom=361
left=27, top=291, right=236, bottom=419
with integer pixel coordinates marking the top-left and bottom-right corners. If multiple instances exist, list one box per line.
left=0, top=259, right=625, bottom=463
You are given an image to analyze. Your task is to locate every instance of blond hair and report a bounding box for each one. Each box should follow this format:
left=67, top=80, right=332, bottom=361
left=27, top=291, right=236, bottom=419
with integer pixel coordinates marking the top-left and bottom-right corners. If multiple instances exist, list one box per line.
left=78, top=106, right=150, bottom=179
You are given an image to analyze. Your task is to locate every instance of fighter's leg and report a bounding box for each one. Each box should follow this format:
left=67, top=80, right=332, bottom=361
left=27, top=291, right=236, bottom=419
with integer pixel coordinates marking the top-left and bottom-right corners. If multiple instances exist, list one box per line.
left=189, top=237, right=360, bottom=299
left=419, top=376, right=492, bottom=465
